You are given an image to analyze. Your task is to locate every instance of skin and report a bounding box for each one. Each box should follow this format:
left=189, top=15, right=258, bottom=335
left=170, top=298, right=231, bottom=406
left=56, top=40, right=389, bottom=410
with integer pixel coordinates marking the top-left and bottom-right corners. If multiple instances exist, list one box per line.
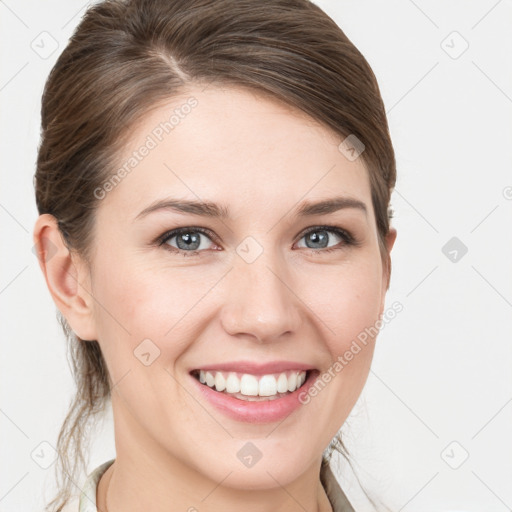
left=34, top=84, right=396, bottom=512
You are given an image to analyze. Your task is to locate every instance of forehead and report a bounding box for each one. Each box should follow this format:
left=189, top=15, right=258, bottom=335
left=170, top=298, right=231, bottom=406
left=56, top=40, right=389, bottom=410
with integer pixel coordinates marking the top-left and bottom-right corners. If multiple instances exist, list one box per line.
left=102, top=84, right=373, bottom=221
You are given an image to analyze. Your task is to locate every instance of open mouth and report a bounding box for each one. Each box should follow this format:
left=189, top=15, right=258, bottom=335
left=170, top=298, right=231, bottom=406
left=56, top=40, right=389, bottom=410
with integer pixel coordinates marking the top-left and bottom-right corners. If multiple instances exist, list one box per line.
left=190, top=369, right=316, bottom=401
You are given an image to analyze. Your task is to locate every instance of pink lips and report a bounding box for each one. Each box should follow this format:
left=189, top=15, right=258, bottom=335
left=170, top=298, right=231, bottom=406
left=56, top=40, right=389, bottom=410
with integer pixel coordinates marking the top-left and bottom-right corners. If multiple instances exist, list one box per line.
left=190, top=365, right=320, bottom=424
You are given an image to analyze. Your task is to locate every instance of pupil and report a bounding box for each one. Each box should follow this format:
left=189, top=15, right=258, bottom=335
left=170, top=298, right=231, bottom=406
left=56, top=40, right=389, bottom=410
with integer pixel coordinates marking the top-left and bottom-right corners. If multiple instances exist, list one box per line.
left=178, top=232, right=200, bottom=250
left=307, top=231, right=327, bottom=249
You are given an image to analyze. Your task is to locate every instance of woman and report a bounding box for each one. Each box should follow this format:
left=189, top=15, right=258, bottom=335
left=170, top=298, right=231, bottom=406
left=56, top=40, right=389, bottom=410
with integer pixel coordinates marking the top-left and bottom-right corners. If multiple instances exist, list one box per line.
left=33, top=0, right=397, bottom=510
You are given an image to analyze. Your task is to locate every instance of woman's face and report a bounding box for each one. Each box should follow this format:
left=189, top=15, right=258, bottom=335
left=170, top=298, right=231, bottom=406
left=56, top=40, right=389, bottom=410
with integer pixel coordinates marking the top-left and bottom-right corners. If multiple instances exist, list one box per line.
left=83, top=85, right=394, bottom=488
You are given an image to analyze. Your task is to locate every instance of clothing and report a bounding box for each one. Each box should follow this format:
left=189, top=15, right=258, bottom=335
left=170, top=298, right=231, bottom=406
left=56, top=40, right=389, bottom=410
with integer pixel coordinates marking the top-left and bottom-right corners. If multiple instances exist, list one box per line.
left=320, top=462, right=356, bottom=511
left=61, top=458, right=355, bottom=511
left=60, top=459, right=114, bottom=512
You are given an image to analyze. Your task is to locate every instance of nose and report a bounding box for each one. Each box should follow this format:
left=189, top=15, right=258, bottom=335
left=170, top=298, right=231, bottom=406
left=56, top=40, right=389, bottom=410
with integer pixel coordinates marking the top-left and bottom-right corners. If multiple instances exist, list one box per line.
left=219, top=249, right=303, bottom=343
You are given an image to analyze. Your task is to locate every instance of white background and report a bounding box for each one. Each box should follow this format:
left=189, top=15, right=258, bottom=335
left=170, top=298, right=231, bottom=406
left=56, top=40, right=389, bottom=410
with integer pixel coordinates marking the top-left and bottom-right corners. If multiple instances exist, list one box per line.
left=1, top=1, right=511, bottom=511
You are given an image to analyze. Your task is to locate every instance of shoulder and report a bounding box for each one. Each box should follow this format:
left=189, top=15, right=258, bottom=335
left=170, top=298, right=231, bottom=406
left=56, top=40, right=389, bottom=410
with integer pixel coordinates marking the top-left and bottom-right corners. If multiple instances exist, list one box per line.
left=59, top=459, right=115, bottom=512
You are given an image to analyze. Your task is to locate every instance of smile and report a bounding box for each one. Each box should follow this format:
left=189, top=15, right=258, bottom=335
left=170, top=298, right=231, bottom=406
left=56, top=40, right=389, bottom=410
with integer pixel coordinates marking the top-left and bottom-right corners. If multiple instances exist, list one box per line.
left=191, top=369, right=309, bottom=401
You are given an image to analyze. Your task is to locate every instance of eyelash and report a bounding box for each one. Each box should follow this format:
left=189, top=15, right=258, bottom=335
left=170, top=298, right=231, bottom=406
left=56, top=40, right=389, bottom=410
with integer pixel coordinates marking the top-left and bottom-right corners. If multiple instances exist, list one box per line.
left=155, top=225, right=359, bottom=258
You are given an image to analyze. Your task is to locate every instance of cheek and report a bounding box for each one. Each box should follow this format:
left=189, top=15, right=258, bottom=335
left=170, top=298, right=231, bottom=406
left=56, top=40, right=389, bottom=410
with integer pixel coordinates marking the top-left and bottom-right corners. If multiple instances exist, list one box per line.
left=293, top=258, right=384, bottom=440
left=304, top=257, right=382, bottom=404
left=307, top=257, right=384, bottom=351
left=90, top=252, right=214, bottom=366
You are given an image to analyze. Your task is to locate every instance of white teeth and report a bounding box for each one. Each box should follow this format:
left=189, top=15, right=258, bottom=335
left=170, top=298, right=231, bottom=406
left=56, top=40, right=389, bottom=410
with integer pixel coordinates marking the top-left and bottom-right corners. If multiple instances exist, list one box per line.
left=287, top=372, right=297, bottom=392
left=240, top=374, right=259, bottom=395
left=205, top=371, right=215, bottom=387
left=196, top=369, right=309, bottom=398
left=226, top=372, right=241, bottom=393
left=258, top=374, right=277, bottom=396
left=277, top=373, right=288, bottom=393
left=214, top=372, right=226, bottom=392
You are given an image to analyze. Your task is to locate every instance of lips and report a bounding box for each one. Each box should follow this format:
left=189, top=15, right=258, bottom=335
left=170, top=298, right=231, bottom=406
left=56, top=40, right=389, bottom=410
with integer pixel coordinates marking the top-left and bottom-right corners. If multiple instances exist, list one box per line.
left=189, top=368, right=320, bottom=423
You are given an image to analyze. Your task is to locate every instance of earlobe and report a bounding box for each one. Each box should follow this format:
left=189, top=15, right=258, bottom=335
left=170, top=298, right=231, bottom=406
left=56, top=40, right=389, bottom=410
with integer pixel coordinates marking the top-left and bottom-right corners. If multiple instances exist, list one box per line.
left=386, top=227, right=397, bottom=254
left=33, top=214, right=98, bottom=341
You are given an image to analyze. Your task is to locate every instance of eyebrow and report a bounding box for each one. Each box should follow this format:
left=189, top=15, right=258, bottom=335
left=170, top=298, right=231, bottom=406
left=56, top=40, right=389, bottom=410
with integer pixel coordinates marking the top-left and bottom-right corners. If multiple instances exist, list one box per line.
left=134, top=195, right=367, bottom=221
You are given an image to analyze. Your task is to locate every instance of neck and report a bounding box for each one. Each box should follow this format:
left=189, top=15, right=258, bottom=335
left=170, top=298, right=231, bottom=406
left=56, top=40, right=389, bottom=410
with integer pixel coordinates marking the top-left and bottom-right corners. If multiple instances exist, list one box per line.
left=100, top=456, right=332, bottom=512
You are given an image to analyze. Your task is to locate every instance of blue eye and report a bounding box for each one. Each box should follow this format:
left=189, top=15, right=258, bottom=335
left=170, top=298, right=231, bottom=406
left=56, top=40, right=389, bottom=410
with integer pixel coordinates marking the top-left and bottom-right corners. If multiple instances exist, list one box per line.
left=157, top=225, right=356, bottom=257
left=159, top=227, right=216, bottom=257
left=296, top=226, right=354, bottom=252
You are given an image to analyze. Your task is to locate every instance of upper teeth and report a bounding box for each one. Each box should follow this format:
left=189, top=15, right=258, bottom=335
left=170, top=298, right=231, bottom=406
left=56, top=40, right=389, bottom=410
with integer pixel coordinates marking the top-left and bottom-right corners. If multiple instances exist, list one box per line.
left=197, top=370, right=307, bottom=397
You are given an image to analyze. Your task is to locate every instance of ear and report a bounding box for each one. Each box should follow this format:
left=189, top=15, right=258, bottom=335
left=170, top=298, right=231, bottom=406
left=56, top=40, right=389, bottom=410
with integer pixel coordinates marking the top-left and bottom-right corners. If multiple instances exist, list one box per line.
left=33, top=214, right=98, bottom=341
left=379, top=227, right=397, bottom=314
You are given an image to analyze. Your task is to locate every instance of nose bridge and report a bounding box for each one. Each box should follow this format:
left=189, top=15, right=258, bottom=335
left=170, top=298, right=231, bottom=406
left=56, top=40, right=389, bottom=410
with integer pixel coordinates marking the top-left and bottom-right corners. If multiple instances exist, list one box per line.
left=220, top=242, right=302, bottom=342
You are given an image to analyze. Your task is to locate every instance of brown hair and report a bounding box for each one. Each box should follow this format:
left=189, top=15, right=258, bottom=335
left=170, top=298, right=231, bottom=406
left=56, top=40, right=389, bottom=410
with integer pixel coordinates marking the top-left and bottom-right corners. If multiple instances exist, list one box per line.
left=34, top=0, right=396, bottom=510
